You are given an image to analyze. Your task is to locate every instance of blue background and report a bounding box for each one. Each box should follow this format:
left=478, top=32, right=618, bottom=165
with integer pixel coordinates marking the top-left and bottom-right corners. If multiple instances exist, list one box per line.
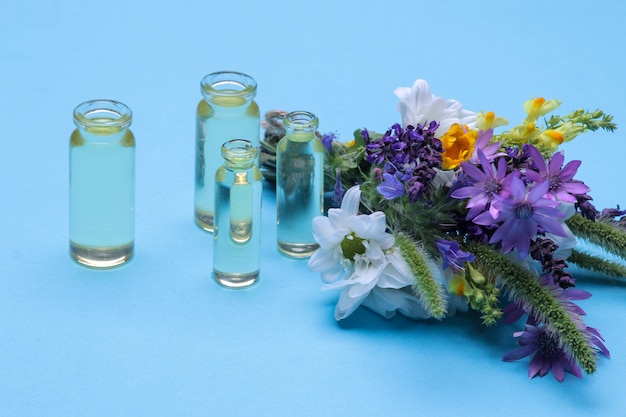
left=1, top=1, right=625, bottom=416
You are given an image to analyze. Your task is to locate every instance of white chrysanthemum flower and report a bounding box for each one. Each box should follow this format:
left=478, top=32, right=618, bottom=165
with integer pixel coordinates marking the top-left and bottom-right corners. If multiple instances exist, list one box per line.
left=361, top=250, right=431, bottom=319
left=309, top=185, right=398, bottom=320
left=394, top=79, right=476, bottom=137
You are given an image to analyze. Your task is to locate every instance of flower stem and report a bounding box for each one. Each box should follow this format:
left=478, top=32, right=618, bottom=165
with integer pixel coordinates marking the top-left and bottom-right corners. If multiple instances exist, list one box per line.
left=567, top=214, right=626, bottom=261
left=466, top=242, right=598, bottom=375
left=568, top=249, right=626, bottom=279
left=395, top=234, right=447, bottom=319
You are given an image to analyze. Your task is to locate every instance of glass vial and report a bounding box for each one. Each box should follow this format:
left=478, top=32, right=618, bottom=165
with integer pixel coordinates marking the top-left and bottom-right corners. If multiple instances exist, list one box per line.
left=69, top=99, right=135, bottom=268
left=213, top=139, right=262, bottom=288
left=195, top=71, right=260, bottom=232
left=276, top=111, right=324, bottom=258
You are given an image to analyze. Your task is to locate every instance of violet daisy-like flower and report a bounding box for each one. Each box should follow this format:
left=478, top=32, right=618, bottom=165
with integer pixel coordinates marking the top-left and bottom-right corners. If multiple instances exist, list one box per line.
left=473, top=177, right=568, bottom=259
left=451, top=150, right=513, bottom=220
left=469, top=128, right=505, bottom=164
left=502, top=323, right=582, bottom=382
left=525, top=145, right=590, bottom=203
left=503, top=311, right=609, bottom=382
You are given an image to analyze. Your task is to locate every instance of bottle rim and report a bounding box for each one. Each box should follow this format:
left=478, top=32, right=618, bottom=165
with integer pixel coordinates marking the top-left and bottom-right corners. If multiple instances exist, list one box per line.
left=201, top=71, right=257, bottom=100
left=73, top=99, right=132, bottom=129
left=283, top=111, right=319, bottom=130
left=221, top=139, right=258, bottom=166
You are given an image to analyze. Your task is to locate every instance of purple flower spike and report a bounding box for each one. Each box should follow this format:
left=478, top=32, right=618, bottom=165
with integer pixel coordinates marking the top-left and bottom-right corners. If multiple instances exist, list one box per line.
left=377, top=172, right=405, bottom=200
left=333, top=169, right=345, bottom=206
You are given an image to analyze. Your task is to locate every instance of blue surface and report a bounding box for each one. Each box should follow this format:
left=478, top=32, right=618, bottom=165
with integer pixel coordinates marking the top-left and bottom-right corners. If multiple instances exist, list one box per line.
left=1, top=1, right=625, bottom=416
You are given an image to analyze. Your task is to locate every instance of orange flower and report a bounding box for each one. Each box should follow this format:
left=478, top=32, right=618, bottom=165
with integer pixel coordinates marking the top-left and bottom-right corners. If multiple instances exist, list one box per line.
left=440, top=124, right=478, bottom=170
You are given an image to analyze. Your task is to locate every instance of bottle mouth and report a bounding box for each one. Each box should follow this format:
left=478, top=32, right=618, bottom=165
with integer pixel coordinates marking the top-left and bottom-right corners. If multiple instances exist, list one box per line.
left=73, top=99, right=132, bottom=130
left=201, top=71, right=257, bottom=101
left=222, top=139, right=258, bottom=166
left=283, top=111, right=319, bottom=130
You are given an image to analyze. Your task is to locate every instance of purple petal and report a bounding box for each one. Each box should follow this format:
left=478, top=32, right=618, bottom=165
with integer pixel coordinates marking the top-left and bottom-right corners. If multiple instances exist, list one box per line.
left=551, top=358, right=566, bottom=382
left=528, top=145, right=547, bottom=174
left=460, top=161, right=488, bottom=182
left=548, top=151, right=565, bottom=171
left=528, top=353, right=546, bottom=378
left=559, top=159, right=581, bottom=180
left=502, top=345, right=536, bottom=361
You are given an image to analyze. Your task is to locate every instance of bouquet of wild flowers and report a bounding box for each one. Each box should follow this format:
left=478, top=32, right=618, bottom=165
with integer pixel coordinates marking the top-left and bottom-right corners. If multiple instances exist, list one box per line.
left=302, top=79, right=621, bottom=382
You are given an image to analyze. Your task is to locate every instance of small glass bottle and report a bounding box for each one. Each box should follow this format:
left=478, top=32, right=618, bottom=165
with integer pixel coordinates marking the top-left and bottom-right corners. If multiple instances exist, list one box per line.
left=195, top=71, right=260, bottom=232
left=276, top=111, right=324, bottom=258
left=213, top=139, right=262, bottom=288
left=69, top=99, right=135, bottom=268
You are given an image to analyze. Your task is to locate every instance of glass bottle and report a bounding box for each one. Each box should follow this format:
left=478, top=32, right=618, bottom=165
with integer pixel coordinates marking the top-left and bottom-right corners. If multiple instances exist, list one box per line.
left=195, top=71, right=260, bottom=232
left=69, top=99, right=135, bottom=268
left=276, top=111, right=324, bottom=258
left=213, top=139, right=262, bottom=288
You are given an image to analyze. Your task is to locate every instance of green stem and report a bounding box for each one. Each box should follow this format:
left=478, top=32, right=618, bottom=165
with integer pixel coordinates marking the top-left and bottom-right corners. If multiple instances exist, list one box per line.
left=466, top=242, right=597, bottom=375
left=568, top=249, right=626, bottom=279
left=567, top=214, right=626, bottom=261
left=395, top=234, right=447, bottom=320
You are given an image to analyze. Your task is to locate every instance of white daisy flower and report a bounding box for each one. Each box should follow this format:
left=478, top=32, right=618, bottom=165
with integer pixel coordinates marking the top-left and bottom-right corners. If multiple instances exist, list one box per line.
left=394, top=79, right=476, bottom=137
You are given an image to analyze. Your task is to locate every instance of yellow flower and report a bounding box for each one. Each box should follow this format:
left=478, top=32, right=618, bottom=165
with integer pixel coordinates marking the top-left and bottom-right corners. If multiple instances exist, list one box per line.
left=476, top=110, right=509, bottom=131
left=537, top=129, right=565, bottom=152
left=449, top=274, right=472, bottom=297
left=502, top=121, right=540, bottom=145
left=440, top=124, right=478, bottom=170
left=523, top=97, right=561, bottom=121
left=554, top=121, right=586, bottom=142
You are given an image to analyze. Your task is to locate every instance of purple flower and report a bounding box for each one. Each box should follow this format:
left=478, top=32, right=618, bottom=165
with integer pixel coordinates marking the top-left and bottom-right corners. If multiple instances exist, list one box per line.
left=377, top=172, right=405, bottom=199
left=333, top=169, right=345, bottom=206
left=601, top=206, right=626, bottom=218
left=364, top=122, right=443, bottom=202
left=503, top=323, right=582, bottom=382
left=576, top=195, right=597, bottom=221
left=435, top=238, right=475, bottom=272
left=452, top=150, right=513, bottom=220
left=473, top=177, right=567, bottom=259
left=502, top=273, right=609, bottom=382
left=525, top=145, right=590, bottom=203
left=503, top=315, right=609, bottom=382
left=321, top=133, right=336, bottom=153
left=469, top=129, right=505, bottom=163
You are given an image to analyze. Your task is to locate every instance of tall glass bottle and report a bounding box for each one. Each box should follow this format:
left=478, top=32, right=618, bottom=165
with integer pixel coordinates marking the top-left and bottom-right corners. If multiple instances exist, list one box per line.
left=213, top=139, right=263, bottom=288
left=195, top=71, right=260, bottom=232
left=276, top=111, right=324, bottom=258
left=69, top=99, right=135, bottom=268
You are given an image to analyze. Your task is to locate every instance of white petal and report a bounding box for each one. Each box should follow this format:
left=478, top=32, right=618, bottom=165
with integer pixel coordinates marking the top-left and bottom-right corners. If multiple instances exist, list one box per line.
left=312, top=216, right=345, bottom=248
left=340, top=185, right=361, bottom=215
left=363, top=287, right=430, bottom=320
left=309, top=248, right=339, bottom=272
left=334, top=289, right=368, bottom=320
